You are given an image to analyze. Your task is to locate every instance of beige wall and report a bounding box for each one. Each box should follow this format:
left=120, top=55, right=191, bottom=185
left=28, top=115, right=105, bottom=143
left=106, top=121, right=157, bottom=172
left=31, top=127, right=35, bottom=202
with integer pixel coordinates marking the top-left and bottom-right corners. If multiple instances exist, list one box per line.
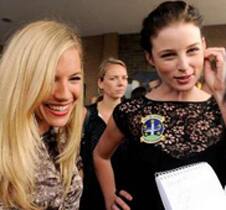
left=82, top=33, right=118, bottom=104
left=82, top=24, right=226, bottom=104
left=203, top=25, right=226, bottom=47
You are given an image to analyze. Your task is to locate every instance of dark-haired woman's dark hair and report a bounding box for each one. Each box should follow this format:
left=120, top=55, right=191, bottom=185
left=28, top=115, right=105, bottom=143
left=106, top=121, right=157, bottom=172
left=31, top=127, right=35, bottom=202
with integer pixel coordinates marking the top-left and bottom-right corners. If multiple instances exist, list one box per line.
left=140, top=0, right=203, bottom=53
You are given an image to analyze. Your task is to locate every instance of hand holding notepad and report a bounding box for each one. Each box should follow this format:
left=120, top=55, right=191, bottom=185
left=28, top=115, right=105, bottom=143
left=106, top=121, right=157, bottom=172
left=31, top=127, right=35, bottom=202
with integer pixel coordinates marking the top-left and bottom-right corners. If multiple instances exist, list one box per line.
left=155, top=162, right=226, bottom=210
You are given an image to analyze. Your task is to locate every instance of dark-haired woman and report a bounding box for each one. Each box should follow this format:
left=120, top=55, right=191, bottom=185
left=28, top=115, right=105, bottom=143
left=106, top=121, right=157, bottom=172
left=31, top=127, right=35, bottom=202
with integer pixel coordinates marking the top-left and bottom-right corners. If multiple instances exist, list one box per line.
left=94, top=1, right=226, bottom=209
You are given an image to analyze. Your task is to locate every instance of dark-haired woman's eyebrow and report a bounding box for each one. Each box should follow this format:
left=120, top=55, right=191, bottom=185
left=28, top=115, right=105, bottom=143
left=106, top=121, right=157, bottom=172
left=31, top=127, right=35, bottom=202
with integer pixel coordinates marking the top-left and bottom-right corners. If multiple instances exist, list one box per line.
left=187, top=42, right=201, bottom=48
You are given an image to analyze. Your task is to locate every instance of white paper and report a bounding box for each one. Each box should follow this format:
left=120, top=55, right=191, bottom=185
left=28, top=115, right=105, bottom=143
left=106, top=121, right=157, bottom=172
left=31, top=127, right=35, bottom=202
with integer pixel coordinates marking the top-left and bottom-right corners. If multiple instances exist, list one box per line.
left=155, top=162, right=226, bottom=210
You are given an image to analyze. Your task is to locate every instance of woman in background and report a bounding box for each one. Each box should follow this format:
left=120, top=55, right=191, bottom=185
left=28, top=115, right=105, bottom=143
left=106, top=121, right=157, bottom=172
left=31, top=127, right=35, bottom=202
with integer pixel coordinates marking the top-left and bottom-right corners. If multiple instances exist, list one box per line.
left=94, top=1, right=226, bottom=209
left=0, top=20, right=84, bottom=209
left=80, top=57, right=128, bottom=210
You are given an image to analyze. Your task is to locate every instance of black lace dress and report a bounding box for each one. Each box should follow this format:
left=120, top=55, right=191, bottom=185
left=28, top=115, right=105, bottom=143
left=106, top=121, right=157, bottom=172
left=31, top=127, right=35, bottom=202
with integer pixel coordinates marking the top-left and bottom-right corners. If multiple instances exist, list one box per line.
left=113, top=96, right=226, bottom=210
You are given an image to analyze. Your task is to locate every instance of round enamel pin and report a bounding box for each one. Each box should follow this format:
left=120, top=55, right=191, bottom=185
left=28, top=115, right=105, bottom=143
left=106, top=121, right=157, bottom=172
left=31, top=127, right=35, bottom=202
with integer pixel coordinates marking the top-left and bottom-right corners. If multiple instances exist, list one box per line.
left=140, top=114, right=165, bottom=144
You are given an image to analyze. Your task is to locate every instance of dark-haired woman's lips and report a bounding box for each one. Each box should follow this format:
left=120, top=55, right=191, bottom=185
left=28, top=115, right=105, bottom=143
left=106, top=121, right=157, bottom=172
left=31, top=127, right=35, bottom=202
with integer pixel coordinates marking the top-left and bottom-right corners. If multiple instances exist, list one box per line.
left=174, top=74, right=193, bottom=84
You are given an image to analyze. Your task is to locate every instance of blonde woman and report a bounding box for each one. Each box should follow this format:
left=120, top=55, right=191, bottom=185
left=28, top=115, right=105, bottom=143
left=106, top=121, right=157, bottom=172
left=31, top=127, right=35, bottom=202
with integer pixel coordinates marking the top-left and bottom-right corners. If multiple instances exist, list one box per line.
left=80, top=57, right=128, bottom=210
left=0, top=20, right=84, bottom=209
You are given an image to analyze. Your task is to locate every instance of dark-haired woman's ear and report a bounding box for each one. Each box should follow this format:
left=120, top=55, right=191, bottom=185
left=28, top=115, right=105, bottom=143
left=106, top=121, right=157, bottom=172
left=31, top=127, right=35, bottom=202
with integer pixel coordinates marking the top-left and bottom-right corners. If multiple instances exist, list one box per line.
left=145, top=51, right=155, bottom=68
left=202, top=36, right=207, bottom=50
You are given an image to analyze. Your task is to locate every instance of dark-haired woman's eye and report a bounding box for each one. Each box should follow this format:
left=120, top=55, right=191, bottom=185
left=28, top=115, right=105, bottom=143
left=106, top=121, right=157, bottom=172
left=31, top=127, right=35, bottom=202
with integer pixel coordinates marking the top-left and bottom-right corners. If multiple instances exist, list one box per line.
left=187, top=47, right=200, bottom=55
left=161, top=52, right=176, bottom=60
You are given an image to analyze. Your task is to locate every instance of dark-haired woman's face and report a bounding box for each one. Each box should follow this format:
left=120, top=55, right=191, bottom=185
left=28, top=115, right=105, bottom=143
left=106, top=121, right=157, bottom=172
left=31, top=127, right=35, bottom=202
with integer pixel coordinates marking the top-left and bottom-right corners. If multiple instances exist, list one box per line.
left=147, top=22, right=205, bottom=92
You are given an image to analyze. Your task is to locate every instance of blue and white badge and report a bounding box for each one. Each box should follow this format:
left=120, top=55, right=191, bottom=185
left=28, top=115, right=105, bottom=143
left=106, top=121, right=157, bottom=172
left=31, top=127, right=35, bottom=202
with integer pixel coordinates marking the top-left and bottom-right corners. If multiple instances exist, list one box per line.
left=140, top=114, right=165, bottom=144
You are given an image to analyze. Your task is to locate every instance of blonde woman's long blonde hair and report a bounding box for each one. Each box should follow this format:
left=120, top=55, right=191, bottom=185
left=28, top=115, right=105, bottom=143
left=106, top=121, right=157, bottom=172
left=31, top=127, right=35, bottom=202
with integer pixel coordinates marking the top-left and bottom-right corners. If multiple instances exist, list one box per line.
left=0, top=20, right=84, bottom=209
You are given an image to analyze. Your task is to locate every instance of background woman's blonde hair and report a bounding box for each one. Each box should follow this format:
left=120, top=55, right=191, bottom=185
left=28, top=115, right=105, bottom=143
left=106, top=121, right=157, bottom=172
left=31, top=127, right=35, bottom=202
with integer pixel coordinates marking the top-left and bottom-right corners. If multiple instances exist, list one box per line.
left=98, top=57, right=127, bottom=81
left=97, top=57, right=127, bottom=98
left=0, top=20, right=84, bottom=209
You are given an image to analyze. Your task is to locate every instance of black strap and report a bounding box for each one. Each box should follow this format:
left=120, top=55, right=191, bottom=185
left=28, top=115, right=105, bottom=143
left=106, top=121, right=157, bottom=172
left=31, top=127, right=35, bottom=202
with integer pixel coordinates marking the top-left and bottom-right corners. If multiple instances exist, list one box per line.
left=83, top=108, right=91, bottom=132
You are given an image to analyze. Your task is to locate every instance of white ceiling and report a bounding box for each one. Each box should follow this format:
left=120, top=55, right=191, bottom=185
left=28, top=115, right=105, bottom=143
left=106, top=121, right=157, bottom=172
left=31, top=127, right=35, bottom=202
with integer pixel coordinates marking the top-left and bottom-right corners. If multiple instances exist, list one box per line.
left=0, top=0, right=226, bottom=43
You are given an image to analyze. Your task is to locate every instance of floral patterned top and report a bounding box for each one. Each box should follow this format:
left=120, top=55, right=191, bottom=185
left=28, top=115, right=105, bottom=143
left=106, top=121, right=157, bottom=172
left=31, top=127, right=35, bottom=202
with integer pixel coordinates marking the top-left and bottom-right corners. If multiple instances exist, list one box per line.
left=113, top=96, right=226, bottom=210
left=0, top=128, right=83, bottom=210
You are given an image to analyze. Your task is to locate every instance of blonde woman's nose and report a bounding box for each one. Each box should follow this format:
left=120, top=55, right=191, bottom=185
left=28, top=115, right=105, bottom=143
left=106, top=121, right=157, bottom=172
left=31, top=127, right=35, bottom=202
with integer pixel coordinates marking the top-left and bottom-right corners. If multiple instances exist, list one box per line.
left=53, top=81, right=71, bottom=100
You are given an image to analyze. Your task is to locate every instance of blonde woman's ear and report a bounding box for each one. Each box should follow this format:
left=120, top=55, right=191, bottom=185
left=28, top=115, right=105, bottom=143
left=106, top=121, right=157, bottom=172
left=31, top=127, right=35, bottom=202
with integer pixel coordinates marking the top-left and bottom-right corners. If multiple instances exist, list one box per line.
left=97, top=78, right=102, bottom=89
left=97, top=78, right=104, bottom=94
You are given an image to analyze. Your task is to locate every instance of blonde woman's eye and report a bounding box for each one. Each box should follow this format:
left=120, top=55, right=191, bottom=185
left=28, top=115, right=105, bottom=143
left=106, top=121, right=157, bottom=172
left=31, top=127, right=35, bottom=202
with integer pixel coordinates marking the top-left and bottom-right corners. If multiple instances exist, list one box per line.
left=70, top=76, right=81, bottom=81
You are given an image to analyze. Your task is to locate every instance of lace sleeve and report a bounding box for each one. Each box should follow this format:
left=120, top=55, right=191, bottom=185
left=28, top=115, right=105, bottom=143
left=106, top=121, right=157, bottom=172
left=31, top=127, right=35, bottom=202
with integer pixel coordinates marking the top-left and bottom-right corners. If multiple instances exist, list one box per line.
left=113, top=102, right=128, bottom=136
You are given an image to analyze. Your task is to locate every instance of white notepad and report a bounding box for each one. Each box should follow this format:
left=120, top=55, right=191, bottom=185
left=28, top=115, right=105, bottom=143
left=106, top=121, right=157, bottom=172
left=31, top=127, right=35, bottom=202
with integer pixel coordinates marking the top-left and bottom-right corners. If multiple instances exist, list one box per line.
left=155, top=162, right=226, bottom=210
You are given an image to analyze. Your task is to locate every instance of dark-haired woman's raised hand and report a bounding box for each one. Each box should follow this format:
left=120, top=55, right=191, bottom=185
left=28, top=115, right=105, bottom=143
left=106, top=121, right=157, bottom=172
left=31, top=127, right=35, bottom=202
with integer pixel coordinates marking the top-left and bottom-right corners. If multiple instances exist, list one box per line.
left=204, top=47, right=226, bottom=102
